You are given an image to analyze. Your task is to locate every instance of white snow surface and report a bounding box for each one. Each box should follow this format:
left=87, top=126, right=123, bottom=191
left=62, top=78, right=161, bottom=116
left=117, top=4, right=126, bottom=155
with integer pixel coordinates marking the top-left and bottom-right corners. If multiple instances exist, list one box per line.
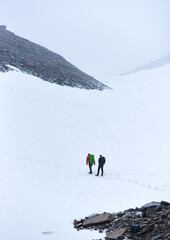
left=0, top=65, right=170, bottom=240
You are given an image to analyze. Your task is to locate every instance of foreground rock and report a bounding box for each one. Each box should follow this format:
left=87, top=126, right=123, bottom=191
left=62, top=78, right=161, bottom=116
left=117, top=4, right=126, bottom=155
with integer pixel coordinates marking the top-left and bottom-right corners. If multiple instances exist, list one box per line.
left=74, top=213, right=114, bottom=229
left=0, top=25, right=108, bottom=90
left=74, top=201, right=170, bottom=239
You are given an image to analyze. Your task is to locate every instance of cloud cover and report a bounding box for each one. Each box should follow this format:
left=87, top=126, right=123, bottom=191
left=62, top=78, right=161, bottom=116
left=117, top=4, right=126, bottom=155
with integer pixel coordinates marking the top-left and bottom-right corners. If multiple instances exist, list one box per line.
left=1, top=0, right=170, bottom=81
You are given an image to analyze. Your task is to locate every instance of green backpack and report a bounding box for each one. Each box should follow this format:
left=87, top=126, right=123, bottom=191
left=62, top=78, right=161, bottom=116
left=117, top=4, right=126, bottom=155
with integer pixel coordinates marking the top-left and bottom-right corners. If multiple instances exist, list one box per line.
left=89, top=154, right=95, bottom=164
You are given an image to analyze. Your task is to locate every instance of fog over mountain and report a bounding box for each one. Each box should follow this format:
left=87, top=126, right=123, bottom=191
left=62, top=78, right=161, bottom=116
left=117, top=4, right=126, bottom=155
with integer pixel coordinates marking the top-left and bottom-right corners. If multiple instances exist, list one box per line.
left=122, top=54, right=170, bottom=75
left=1, top=0, right=170, bottom=80
left=0, top=26, right=107, bottom=90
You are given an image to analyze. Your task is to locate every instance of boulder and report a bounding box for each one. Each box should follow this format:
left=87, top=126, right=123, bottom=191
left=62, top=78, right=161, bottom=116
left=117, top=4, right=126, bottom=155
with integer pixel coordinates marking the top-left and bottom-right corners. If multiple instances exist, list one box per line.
left=141, top=201, right=161, bottom=209
left=82, top=213, right=114, bottom=227
left=130, top=224, right=140, bottom=233
left=106, top=228, right=126, bottom=239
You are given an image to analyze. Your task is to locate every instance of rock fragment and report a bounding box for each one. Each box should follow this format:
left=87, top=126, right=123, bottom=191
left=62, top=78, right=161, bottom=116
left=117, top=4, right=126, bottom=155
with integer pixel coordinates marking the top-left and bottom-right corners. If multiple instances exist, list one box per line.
left=106, top=228, right=126, bottom=239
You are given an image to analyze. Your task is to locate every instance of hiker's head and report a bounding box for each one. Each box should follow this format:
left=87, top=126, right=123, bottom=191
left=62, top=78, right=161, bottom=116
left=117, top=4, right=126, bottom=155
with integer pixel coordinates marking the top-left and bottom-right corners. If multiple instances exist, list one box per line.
left=100, top=154, right=102, bottom=157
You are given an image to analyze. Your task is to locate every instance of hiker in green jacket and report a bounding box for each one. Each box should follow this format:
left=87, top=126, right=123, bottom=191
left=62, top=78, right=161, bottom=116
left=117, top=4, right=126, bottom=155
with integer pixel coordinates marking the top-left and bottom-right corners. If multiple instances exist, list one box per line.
left=86, top=153, right=95, bottom=174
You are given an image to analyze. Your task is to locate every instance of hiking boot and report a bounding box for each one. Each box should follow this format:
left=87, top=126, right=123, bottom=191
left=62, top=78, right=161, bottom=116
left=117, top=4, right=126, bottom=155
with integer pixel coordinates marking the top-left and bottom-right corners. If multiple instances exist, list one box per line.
left=95, top=174, right=99, bottom=176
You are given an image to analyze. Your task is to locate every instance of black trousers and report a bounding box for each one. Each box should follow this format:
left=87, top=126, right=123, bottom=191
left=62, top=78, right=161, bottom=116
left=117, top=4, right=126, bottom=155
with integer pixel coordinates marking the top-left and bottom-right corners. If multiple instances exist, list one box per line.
left=97, top=164, right=104, bottom=176
left=89, top=163, right=92, bottom=173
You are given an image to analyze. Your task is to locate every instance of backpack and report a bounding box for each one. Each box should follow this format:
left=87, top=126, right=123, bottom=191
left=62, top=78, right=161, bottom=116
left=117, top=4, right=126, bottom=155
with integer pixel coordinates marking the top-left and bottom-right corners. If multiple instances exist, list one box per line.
left=100, top=157, right=105, bottom=165
left=89, top=154, right=95, bottom=164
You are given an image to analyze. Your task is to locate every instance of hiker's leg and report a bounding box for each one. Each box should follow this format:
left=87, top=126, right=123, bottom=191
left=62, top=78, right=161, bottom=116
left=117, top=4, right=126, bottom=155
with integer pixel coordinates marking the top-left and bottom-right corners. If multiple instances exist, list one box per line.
left=89, top=163, right=92, bottom=173
left=97, top=165, right=102, bottom=176
left=96, top=166, right=100, bottom=176
left=101, top=165, right=104, bottom=176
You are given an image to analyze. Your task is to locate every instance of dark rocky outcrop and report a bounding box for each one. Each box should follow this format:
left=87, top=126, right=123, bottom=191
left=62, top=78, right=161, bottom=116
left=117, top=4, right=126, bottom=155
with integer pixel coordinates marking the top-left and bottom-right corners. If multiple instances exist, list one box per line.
left=74, top=201, right=170, bottom=239
left=0, top=25, right=108, bottom=90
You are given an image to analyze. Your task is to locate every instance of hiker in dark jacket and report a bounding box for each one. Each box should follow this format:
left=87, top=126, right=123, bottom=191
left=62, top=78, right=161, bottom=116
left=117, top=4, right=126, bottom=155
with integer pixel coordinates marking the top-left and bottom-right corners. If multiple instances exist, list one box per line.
left=96, top=155, right=106, bottom=176
left=86, top=153, right=95, bottom=174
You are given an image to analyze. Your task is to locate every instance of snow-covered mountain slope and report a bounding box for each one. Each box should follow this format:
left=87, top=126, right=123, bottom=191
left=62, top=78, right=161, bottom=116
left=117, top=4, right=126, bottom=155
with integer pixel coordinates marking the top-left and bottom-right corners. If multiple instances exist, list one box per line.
left=123, top=54, right=170, bottom=75
left=0, top=65, right=170, bottom=240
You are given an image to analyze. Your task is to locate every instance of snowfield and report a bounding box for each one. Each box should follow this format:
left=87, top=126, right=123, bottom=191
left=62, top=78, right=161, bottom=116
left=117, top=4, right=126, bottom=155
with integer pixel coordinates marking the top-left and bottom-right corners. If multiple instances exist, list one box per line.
left=0, top=65, right=170, bottom=240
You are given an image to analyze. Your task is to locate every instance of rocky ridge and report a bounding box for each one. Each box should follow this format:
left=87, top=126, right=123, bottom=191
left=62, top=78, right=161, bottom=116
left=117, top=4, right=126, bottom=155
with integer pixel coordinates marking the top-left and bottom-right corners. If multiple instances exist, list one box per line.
left=74, top=201, right=170, bottom=239
left=0, top=25, right=108, bottom=90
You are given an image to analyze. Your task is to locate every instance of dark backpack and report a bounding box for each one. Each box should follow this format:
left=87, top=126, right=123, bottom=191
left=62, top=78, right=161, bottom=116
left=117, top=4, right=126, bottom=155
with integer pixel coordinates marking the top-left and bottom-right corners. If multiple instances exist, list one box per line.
left=100, top=157, right=105, bottom=165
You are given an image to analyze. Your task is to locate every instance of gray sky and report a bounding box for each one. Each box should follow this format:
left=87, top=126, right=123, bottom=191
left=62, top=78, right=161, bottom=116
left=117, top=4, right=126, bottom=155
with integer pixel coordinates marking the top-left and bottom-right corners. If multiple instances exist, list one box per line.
left=1, top=0, right=170, bottom=81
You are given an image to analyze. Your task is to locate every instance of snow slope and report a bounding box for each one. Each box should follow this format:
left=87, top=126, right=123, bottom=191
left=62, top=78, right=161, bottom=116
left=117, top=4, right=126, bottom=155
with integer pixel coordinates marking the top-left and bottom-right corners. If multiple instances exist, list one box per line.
left=0, top=65, right=170, bottom=240
left=123, top=54, right=170, bottom=75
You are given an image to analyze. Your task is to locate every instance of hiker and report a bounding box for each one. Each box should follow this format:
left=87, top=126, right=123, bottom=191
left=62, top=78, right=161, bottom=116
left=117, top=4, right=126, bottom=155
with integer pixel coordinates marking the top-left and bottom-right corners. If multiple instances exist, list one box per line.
left=96, top=155, right=106, bottom=176
left=86, top=153, right=95, bottom=174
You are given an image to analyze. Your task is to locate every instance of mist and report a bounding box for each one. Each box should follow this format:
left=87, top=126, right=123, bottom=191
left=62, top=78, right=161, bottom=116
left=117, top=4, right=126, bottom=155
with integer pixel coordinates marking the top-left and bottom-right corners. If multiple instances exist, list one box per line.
left=1, top=0, right=170, bottom=81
